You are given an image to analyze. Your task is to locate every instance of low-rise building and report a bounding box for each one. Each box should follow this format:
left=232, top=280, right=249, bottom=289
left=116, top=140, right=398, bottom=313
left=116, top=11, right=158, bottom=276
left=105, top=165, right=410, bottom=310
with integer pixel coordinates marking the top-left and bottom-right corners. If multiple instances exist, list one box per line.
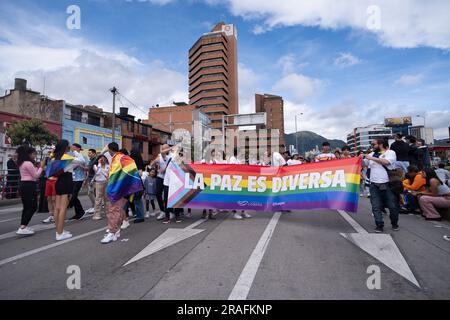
left=347, top=124, right=392, bottom=152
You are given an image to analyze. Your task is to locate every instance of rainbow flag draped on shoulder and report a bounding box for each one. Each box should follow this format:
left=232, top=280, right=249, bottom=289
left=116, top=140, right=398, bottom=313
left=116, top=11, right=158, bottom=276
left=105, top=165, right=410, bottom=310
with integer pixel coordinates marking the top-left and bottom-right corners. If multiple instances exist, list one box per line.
left=107, top=152, right=143, bottom=203
left=45, top=153, right=75, bottom=178
left=167, top=157, right=362, bottom=213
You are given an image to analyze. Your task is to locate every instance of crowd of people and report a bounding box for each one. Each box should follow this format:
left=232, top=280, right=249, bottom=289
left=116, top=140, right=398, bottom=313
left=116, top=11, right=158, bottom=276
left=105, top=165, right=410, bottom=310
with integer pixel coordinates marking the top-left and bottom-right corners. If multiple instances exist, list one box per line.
left=10, top=133, right=450, bottom=244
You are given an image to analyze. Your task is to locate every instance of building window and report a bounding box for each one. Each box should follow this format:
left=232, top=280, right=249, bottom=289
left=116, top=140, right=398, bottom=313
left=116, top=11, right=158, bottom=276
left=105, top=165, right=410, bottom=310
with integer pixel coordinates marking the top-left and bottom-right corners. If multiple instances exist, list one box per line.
left=71, top=110, right=82, bottom=122
left=142, top=126, right=148, bottom=135
left=87, top=115, right=100, bottom=126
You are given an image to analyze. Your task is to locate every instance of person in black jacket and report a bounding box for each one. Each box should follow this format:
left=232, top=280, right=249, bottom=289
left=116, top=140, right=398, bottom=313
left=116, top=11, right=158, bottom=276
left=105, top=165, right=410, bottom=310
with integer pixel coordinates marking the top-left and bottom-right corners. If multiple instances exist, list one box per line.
left=406, top=135, right=419, bottom=167
left=6, top=154, right=20, bottom=199
left=416, top=139, right=430, bottom=170
left=390, top=134, right=410, bottom=174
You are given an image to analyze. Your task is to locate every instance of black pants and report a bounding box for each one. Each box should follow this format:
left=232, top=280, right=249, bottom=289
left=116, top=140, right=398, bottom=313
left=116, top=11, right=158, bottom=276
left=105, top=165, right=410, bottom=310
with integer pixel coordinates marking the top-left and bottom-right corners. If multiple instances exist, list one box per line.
left=164, top=185, right=181, bottom=220
left=156, top=177, right=165, bottom=212
left=146, top=199, right=156, bottom=211
left=19, top=181, right=38, bottom=226
left=69, top=181, right=85, bottom=217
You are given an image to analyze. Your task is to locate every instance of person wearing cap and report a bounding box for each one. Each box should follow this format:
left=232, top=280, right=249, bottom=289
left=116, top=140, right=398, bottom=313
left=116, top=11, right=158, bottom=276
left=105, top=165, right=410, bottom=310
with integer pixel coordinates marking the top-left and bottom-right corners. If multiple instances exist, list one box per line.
left=68, top=143, right=88, bottom=220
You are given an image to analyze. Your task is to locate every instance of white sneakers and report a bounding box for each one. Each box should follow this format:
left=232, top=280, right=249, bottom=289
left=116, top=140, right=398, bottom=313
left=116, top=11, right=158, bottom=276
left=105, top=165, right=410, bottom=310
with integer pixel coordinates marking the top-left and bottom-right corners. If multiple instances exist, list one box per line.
left=85, top=208, right=95, bottom=214
left=42, top=216, right=54, bottom=224
left=16, top=227, right=35, bottom=235
left=233, top=213, right=243, bottom=220
left=101, top=232, right=117, bottom=244
left=145, top=212, right=150, bottom=218
left=56, top=230, right=72, bottom=241
left=233, top=212, right=251, bottom=219
left=120, top=220, right=130, bottom=230
left=156, top=211, right=165, bottom=220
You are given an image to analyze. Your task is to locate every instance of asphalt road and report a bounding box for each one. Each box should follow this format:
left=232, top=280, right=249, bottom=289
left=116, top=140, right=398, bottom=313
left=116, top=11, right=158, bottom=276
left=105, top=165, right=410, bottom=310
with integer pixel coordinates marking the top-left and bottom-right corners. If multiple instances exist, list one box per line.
left=0, top=195, right=449, bottom=300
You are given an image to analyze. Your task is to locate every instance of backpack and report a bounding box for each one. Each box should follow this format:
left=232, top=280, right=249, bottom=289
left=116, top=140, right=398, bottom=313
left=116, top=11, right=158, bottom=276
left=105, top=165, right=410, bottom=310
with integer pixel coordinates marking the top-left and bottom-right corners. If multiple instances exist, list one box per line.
left=382, top=165, right=404, bottom=195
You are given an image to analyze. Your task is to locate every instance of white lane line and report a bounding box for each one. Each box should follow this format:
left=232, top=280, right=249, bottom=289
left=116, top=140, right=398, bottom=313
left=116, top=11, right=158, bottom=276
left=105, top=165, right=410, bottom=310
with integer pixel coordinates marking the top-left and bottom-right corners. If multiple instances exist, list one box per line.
left=228, top=212, right=281, bottom=300
left=337, top=209, right=368, bottom=234
left=0, top=226, right=107, bottom=267
left=0, top=217, right=20, bottom=223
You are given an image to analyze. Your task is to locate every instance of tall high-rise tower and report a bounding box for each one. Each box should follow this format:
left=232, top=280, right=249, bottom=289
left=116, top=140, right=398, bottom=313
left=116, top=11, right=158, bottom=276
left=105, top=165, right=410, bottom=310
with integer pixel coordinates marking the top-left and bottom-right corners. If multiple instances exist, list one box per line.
left=188, top=22, right=238, bottom=129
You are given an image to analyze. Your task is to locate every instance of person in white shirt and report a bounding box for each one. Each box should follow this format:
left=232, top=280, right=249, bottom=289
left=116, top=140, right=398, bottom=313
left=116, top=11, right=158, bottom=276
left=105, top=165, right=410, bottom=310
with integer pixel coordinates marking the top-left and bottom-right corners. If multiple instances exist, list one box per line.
left=272, top=150, right=287, bottom=167
left=287, top=153, right=302, bottom=165
left=435, top=163, right=450, bottom=186
left=228, top=148, right=251, bottom=220
left=92, top=155, right=109, bottom=220
left=363, top=139, right=400, bottom=233
left=150, top=144, right=173, bottom=220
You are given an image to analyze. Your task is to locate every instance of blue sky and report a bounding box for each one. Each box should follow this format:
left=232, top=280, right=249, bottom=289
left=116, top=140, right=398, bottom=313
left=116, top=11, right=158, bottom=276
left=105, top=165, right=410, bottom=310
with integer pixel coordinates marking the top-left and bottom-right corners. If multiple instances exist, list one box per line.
left=0, top=0, right=449, bottom=140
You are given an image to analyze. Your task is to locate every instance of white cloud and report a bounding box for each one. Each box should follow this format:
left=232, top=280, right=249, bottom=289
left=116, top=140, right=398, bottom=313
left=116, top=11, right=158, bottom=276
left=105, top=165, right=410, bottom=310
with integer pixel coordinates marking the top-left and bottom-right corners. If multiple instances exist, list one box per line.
left=0, top=5, right=187, bottom=120
left=207, top=0, right=450, bottom=49
left=334, top=52, right=361, bottom=68
left=394, top=74, right=423, bottom=86
left=238, top=63, right=260, bottom=114
left=273, top=73, right=323, bottom=103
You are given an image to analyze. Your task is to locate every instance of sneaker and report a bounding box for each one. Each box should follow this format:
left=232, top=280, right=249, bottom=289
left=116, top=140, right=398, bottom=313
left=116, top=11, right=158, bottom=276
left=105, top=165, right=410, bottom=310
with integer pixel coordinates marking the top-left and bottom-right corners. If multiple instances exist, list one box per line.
left=16, top=227, right=35, bottom=235
left=120, top=220, right=130, bottom=229
left=208, top=213, right=216, bottom=220
left=185, top=211, right=192, bottom=218
left=233, top=213, right=243, bottom=220
left=42, top=216, right=54, bottom=224
left=366, top=194, right=371, bottom=198
left=92, top=215, right=102, bottom=220
left=85, top=208, right=95, bottom=214
left=443, top=235, right=450, bottom=242
left=176, top=219, right=182, bottom=223
left=56, top=232, right=73, bottom=241
left=360, top=193, right=364, bottom=197
left=392, top=225, right=400, bottom=231
left=243, top=213, right=252, bottom=218
left=162, top=220, right=170, bottom=224
left=156, top=212, right=165, bottom=220
left=145, top=212, right=150, bottom=218
left=134, top=218, right=145, bottom=224
left=101, top=232, right=117, bottom=244
left=115, top=230, right=121, bottom=238
left=374, top=226, right=384, bottom=233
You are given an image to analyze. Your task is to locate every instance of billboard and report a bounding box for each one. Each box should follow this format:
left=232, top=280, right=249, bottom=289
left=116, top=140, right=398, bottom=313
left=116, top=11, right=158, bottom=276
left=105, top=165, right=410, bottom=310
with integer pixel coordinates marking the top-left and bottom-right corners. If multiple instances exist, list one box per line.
left=384, top=117, right=412, bottom=126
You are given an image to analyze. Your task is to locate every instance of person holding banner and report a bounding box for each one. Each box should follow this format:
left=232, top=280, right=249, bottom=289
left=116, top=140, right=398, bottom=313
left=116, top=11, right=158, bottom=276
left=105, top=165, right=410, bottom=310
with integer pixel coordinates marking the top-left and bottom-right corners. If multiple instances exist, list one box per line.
left=363, top=139, right=400, bottom=233
left=163, top=146, right=183, bottom=224
left=151, top=144, right=173, bottom=220
left=315, top=142, right=336, bottom=162
left=229, top=148, right=251, bottom=220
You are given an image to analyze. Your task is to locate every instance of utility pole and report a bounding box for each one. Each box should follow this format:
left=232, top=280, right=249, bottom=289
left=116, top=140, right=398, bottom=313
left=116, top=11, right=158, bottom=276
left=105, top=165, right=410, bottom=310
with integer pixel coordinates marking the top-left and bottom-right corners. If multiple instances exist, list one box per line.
left=295, top=115, right=298, bottom=154
left=110, top=87, right=117, bottom=143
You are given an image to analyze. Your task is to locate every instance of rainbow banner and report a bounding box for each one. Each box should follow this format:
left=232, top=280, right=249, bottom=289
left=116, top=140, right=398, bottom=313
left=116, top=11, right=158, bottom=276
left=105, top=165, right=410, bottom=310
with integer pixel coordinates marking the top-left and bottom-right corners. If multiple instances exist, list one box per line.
left=45, top=153, right=75, bottom=178
left=167, top=157, right=362, bottom=212
left=107, top=152, right=143, bottom=203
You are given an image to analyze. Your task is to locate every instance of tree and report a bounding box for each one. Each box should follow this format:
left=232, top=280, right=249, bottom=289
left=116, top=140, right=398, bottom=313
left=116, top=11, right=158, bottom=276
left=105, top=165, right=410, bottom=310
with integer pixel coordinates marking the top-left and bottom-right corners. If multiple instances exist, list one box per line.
left=4, top=118, right=58, bottom=160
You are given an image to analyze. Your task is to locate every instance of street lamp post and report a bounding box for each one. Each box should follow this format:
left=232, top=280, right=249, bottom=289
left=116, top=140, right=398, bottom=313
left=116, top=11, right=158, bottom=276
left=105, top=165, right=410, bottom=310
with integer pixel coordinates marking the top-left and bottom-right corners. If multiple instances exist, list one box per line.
left=295, top=113, right=303, bottom=154
left=110, top=87, right=117, bottom=143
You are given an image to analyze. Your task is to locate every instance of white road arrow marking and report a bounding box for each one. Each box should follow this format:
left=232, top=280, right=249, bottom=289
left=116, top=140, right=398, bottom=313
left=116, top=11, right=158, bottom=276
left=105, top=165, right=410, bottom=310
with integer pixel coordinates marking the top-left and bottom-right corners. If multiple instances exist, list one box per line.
left=123, top=219, right=207, bottom=267
left=338, top=210, right=420, bottom=288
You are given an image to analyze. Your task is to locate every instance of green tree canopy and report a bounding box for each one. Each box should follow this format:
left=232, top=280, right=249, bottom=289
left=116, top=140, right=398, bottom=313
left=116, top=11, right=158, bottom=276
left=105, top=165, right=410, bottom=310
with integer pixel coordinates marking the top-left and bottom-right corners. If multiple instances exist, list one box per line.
left=4, top=119, right=58, bottom=159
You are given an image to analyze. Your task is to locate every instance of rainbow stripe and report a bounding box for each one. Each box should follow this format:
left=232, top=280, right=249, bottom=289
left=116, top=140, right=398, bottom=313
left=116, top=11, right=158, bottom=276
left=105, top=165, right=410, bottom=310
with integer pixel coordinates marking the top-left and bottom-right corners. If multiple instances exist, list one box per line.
left=45, top=153, right=75, bottom=178
left=167, top=157, right=361, bottom=213
left=107, top=152, right=143, bottom=203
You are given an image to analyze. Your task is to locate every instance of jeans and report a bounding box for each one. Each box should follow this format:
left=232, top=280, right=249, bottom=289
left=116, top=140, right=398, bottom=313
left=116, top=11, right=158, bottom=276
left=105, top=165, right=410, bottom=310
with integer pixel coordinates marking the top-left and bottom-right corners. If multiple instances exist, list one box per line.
left=369, top=183, right=400, bottom=228
left=134, top=196, right=145, bottom=219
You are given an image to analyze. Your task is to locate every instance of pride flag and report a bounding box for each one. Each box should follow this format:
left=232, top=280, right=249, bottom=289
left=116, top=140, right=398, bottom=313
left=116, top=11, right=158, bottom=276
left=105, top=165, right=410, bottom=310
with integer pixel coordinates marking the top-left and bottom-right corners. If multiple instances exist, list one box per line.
left=107, top=152, right=143, bottom=203
left=45, top=153, right=75, bottom=178
left=167, top=157, right=361, bottom=213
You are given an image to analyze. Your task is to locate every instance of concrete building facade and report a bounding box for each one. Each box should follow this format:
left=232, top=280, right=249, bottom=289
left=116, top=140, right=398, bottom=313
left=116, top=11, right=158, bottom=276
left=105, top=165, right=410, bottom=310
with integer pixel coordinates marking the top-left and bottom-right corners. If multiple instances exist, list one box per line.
left=188, top=22, right=238, bottom=129
left=255, top=93, right=285, bottom=149
left=347, top=124, right=393, bottom=152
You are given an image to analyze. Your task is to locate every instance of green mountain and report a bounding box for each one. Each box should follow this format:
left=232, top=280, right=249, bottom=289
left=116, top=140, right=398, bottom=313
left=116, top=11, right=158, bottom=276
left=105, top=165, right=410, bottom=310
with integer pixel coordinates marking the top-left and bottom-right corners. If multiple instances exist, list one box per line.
left=285, top=131, right=346, bottom=155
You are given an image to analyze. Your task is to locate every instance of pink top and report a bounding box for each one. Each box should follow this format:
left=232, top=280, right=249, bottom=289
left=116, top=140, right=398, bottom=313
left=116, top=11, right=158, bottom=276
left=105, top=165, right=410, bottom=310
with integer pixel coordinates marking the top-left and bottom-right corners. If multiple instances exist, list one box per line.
left=19, top=161, right=43, bottom=182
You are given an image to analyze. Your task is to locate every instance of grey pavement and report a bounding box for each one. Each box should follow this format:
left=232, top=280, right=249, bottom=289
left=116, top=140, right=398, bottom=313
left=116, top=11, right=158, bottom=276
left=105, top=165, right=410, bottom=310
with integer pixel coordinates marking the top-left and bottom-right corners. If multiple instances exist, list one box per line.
left=0, top=195, right=449, bottom=300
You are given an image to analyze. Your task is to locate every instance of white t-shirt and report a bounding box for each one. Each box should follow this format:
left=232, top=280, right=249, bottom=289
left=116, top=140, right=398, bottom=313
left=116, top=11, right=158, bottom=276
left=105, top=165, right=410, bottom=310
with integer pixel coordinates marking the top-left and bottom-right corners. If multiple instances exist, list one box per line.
left=228, top=156, right=240, bottom=164
left=272, top=152, right=286, bottom=167
left=368, top=150, right=396, bottom=184
left=287, top=159, right=302, bottom=166
left=93, top=164, right=109, bottom=182
left=157, top=153, right=172, bottom=179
